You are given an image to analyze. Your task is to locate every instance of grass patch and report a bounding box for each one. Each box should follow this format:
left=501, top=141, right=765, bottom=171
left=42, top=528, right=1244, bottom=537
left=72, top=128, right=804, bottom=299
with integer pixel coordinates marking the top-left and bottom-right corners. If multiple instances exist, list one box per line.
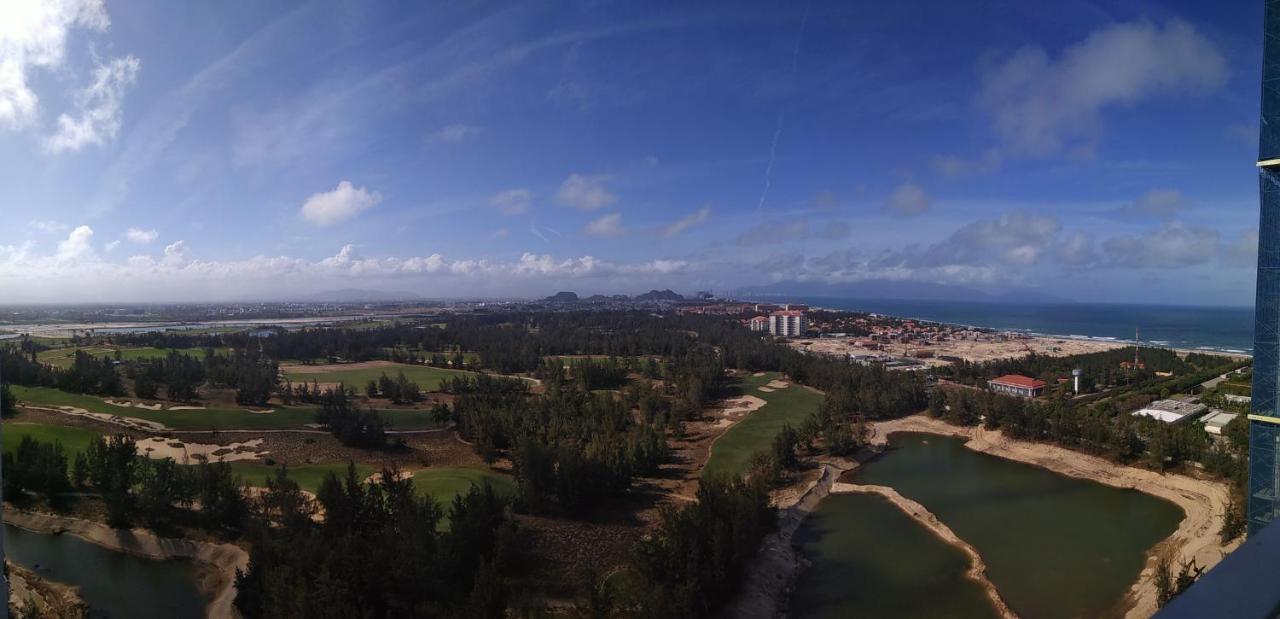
left=281, top=363, right=476, bottom=392
left=2, top=422, right=100, bottom=465
left=11, top=386, right=440, bottom=431
left=702, top=372, right=822, bottom=479
left=36, top=345, right=230, bottom=368
left=231, top=462, right=375, bottom=494
left=412, top=467, right=516, bottom=505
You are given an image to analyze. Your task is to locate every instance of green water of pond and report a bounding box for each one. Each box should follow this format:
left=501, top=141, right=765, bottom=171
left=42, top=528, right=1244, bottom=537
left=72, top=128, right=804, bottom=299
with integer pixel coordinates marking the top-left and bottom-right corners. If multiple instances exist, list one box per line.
left=791, top=492, right=1001, bottom=619
left=4, top=524, right=206, bottom=618
left=798, top=432, right=1183, bottom=619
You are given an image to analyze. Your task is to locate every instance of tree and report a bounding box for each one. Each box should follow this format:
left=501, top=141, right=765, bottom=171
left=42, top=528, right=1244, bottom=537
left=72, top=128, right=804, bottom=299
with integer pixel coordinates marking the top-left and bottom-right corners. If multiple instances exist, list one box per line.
left=365, top=379, right=378, bottom=399
left=134, top=374, right=159, bottom=399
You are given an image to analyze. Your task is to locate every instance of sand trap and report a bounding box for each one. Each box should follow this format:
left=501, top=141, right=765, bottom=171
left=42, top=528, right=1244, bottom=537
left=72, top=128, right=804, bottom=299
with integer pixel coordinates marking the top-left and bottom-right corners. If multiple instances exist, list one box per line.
left=718, top=395, right=767, bottom=419
left=752, top=372, right=767, bottom=377
left=280, top=360, right=398, bottom=374
left=136, top=436, right=267, bottom=463
left=758, top=386, right=775, bottom=393
left=363, top=469, right=414, bottom=485
left=766, top=379, right=790, bottom=389
left=168, top=405, right=205, bottom=411
left=104, top=400, right=165, bottom=410
left=27, top=404, right=170, bottom=431
left=869, top=415, right=1237, bottom=619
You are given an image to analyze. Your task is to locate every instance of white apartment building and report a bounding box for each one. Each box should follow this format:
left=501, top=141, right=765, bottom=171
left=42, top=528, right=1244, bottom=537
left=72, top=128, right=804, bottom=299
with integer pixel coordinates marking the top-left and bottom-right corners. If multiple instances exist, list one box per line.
left=769, top=310, right=807, bottom=337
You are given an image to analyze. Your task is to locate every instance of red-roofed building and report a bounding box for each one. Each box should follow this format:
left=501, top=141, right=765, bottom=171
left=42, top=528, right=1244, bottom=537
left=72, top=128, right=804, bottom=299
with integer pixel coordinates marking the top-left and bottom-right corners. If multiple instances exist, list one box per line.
left=987, top=374, right=1046, bottom=398
left=748, top=316, right=769, bottom=332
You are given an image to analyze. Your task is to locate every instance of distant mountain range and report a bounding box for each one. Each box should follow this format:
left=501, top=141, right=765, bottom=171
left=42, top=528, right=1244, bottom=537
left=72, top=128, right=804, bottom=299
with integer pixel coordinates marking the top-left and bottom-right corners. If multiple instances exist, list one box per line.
left=733, top=280, right=1070, bottom=305
left=541, top=289, right=686, bottom=304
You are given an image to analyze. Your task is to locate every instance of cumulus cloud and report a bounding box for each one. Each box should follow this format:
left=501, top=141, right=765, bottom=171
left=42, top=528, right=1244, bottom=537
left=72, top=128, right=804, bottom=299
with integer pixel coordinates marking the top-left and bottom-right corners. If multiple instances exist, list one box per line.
left=433, top=123, right=481, bottom=143
left=979, top=20, right=1226, bottom=155
left=125, top=226, right=157, bottom=244
left=300, top=181, right=381, bottom=226
left=662, top=206, right=711, bottom=238
left=1111, top=188, right=1188, bottom=220
left=490, top=188, right=531, bottom=216
left=556, top=173, right=616, bottom=210
left=887, top=182, right=932, bottom=216
left=27, top=220, right=68, bottom=233
left=0, top=0, right=110, bottom=130
left=1102, top=221, right=1219, bottom=268
left=45, top=54, right=140, bottom=153
left=880, top=211, right=1062, bottom=270
left=56, top=224, right=94, bottom=261
left=584, top=212, right=624, bottom=237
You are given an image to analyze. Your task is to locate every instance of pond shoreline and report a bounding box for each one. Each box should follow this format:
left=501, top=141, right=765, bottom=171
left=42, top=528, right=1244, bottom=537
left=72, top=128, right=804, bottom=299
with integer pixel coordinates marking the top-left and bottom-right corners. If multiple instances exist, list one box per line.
left=867, top=415, right=1239, bottom=619
left=3, top=507, right=249, bottom=619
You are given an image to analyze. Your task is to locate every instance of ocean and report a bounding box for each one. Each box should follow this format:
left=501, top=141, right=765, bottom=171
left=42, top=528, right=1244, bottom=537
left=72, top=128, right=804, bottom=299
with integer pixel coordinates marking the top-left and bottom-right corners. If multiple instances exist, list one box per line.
left=789, top=297, right=1255, bottom=355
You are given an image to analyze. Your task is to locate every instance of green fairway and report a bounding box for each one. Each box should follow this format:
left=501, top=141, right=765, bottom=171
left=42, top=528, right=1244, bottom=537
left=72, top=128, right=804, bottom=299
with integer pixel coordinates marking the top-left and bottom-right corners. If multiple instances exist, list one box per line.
left=281, top=362, right=475, bottom=391
left=11, top=386, right=441, bottom=431
left=231, top=462, right=375, bottom=494
left=2, top=422, right=100, bottom=464
left=36, top=345, right=230, bottom=368
left=412, top=467, right=516, bottom=505
left=702, top=372, right=823, bottom=479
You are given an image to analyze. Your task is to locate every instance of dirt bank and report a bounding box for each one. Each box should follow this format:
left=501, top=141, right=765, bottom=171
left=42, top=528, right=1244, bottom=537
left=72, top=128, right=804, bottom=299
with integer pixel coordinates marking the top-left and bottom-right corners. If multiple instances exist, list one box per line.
left=869, top=415, right=1238, bottom=619
left=831, top=483, right=1017, bottom=619
left=8, top=560, right=85, bottom=618
left=4, top=508, right=249, bottom=619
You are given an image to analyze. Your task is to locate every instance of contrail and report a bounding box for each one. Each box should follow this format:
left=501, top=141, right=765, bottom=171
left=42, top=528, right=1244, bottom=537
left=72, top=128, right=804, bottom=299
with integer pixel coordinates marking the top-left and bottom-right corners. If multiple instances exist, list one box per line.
left=756, top=4, right=810, bottom=215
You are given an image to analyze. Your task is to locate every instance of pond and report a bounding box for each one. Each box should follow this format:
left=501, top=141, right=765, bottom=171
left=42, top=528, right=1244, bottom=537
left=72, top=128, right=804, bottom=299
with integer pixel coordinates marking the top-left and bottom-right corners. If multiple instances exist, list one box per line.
left=4, top=524, right=207, bottom=618
left=792, top=432, right=1183, bottom=619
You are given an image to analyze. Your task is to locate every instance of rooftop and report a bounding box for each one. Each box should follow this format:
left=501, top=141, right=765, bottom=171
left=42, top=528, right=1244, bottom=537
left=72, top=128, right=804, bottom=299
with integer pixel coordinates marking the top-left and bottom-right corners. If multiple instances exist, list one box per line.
left=989, top=374, right=1046, bottom=389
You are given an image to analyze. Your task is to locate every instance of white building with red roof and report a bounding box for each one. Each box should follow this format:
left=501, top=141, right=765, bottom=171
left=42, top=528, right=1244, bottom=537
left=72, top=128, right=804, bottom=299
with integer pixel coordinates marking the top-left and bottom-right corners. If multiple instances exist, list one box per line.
left=987, top=374, right=1045, bottom=398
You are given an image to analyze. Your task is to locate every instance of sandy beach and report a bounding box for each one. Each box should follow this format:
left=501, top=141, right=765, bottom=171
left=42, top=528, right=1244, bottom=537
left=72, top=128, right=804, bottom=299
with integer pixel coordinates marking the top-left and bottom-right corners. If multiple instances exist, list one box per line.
left=868, top=415, right=1238, bottom=619
left=794, top=334, right=1127, bottom=367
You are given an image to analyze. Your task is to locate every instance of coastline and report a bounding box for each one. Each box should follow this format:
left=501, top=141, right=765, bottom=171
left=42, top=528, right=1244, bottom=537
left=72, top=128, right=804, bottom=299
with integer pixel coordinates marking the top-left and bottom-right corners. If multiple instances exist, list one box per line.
left=3, top=508, right=249, bottom=619
left=867, top=415, right=1239, bottom=619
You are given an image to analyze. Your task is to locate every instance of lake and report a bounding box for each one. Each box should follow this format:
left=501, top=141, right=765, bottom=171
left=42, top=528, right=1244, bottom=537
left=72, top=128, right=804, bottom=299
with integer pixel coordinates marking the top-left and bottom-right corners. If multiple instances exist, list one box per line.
left=792, top=433, right=1183, bottom=619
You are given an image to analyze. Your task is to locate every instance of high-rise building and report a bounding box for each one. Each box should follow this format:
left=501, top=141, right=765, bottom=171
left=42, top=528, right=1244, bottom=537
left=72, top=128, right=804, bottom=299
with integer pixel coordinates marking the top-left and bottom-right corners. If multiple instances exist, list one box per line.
left=768, top=310, right=807, bottom=337
left=1248, top=0, right=1280, bottom=536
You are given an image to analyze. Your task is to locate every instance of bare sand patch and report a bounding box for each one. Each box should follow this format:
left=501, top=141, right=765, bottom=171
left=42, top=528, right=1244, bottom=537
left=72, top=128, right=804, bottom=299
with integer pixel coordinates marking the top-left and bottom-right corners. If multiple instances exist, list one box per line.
left=105, top=399, right=165, bottom=410
left=869, top=415, right=1237, bottom=619
left=758, top=386, right=775, bottom=393
left=752, top=371, right=767, bottom=377
left=794, top=335, right=1125, bottom=368
left=766, top=379, right=790, bottom=389
left=136, top=436, right=267, bottom=463
left=26, top=404, right=169, bottom=432
left=832, top=482, right=1016, bottom=619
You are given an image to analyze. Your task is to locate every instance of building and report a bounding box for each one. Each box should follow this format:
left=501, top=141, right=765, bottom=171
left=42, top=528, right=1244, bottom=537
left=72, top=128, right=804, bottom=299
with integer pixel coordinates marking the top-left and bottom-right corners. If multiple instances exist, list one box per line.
left=1251, top=0, right=1280, bottom=536
left=987, top=374, right=1045, bottom=398
left=748, top=316, right=769, bottom=332
left=1202, top=411, right=1240, bottom=436
left=1132, top=399, right=1208, bottom=424
left=768, top=310, right=807, bottom=337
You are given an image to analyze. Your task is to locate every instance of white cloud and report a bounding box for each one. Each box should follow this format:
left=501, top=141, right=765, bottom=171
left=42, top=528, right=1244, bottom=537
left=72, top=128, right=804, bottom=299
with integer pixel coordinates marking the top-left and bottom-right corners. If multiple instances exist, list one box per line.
left=584, top=212, right=624, bottom=237
left=56, top=224, right=94, bottom=261
left=1112, top=188, right=1187, bottom=220
left=0, top=0, right=109, bottom=130
left=162, top=240, right=188, bottom=266
left=557, top=173, right=616, bottom=210
left=27, top=219, right=68, bottom=233
left=300, top=180, right=382, bottom=226
left=490, top=188, right=531, bottom=216
left=44, top=54, right=140, bottom=153
left=1102, top=221, right=1219, bottom=268
left=125, top=226, right=157, bottom=244
left=662, top=206, right=711, bottom=238
left=979, top=20, right=1226, bottom=155
left=887, top=182, right=932, bottom=216
left=434, top=123, right=481, bottom=143
left=104, top=239, right=119, bottom=252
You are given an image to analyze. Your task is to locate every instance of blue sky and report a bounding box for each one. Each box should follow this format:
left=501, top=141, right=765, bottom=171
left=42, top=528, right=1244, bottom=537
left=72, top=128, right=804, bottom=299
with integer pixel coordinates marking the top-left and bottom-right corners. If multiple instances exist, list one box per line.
left=0, top=0, right=1267, bottom=304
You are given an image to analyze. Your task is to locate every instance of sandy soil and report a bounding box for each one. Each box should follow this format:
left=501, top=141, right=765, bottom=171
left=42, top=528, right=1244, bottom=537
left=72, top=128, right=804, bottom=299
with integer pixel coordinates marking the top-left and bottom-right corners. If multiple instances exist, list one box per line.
left=831, top=482, right=1017, bottom=619
left=794, top=335, right=1126, bottom=367
left=136, top=436, right=267, bottom=463
left=869, top=415, right=1238, bottom=619
left=278, top=360, right=400, bottom=374
left=766, top=379, right=791, bottom=389
left=8, top=560, right=84, bottom=618
left=23, top=404, right=170, bottom=431
left=4, top=508, right=249, bottom=619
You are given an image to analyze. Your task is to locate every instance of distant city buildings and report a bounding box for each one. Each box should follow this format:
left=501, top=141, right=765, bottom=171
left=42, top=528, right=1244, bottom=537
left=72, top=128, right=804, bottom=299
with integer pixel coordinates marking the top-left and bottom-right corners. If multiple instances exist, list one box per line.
left=769, top=310, right=807, bottom=337
left=987, top=374, right=1045, bottom=398
left=749, top=315, right=769, bottom=332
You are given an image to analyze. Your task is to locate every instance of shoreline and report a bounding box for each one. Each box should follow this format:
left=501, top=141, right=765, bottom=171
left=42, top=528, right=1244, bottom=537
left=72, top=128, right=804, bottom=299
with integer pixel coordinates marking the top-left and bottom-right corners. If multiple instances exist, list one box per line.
left=867, top=415, right=1239, bottom=619
left=3, top=508, right=249, bottom=619
left=829, top=482, right=1018, bottom=619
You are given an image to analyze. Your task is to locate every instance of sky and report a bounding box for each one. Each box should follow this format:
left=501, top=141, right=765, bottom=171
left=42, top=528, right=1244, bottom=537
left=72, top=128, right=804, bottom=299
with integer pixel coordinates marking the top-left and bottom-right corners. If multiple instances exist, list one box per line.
left=0, top=0, right=1268, bottom=305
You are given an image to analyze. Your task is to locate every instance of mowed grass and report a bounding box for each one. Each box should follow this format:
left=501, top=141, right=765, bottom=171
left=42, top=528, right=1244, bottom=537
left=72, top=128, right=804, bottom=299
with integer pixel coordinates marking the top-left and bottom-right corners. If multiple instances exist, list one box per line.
left=412, top=467, right=516, bottom=505
left=11, top=386, right=441, bottom=431
left=702, top=372, right=823, bottom=479
left=2, top=422, right=99, bottom=464
left=36, top=345, right=230, bottom=368
left=231, top=462, right=375, bottom=494
left=281, top=362, right=476, bottom=391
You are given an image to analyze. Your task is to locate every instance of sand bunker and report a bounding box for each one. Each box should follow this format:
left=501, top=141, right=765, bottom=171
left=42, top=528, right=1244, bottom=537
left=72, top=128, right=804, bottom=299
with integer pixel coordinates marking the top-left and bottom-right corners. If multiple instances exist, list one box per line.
left=26, top=404, right=169, bottom=431
left=136, top=437, right=267, bottom=463
left=758, top=386, right=775, bottom=393
left=280, top=360, right=398, bottom=374
left=766, top=379, right=790, bottom=389
left=104, top=400, right=165, bottom=410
